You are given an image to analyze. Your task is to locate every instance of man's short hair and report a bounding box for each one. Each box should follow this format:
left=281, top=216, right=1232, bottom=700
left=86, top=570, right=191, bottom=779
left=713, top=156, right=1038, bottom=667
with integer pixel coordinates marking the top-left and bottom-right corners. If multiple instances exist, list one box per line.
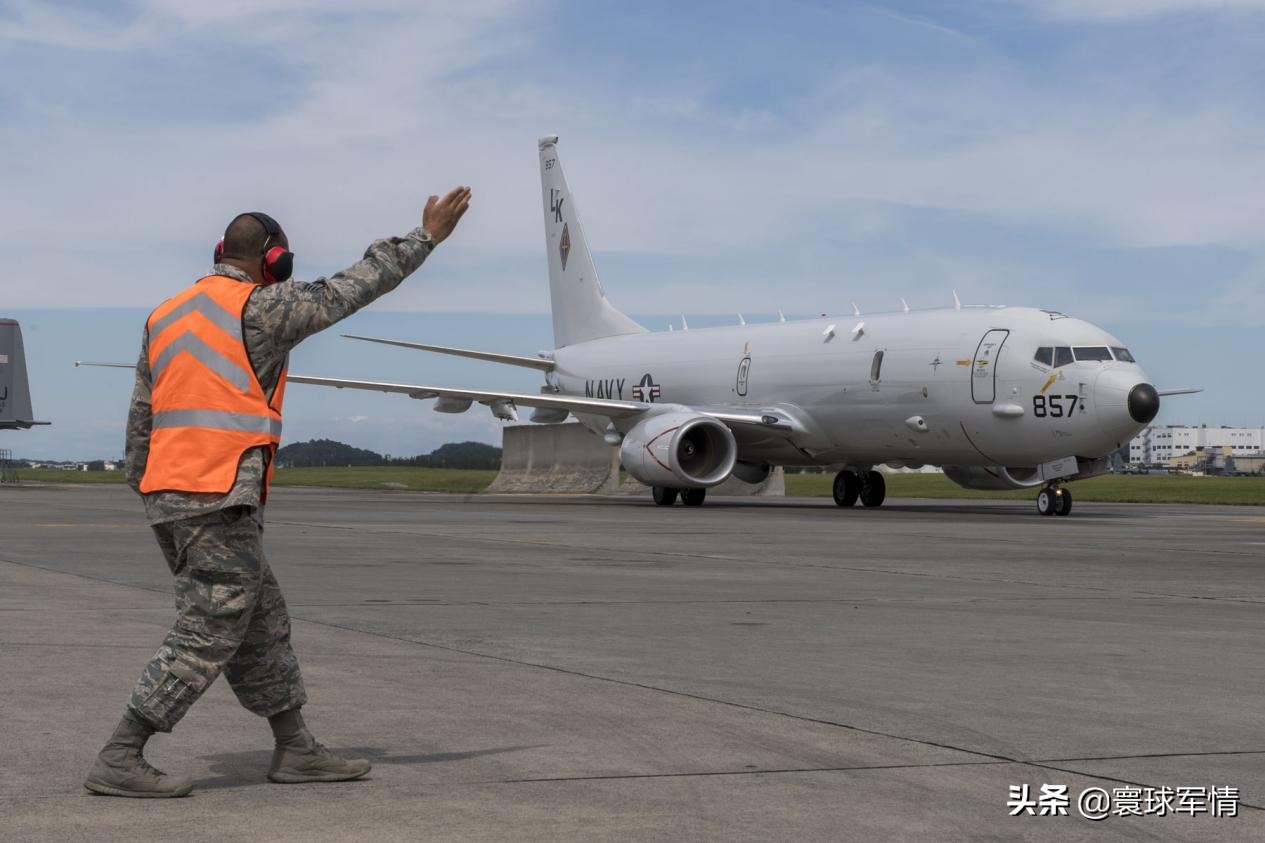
left=222, top=213, right=273, bottom=259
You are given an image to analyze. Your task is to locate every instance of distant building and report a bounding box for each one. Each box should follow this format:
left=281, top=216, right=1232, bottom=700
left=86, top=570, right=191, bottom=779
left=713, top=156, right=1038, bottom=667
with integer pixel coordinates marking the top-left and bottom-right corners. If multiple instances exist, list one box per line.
left=1128, top=425, right=1265, bottom=472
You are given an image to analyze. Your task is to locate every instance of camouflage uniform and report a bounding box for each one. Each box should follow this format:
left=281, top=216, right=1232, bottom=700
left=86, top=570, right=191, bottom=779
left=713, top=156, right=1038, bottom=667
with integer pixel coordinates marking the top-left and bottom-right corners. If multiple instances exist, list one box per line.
left=123, top=228, right=434, bottom=732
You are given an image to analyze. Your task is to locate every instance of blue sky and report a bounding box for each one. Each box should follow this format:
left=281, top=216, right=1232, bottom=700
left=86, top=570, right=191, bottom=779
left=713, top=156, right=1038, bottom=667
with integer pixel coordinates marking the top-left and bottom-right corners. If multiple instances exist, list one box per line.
left=2, top=0, right=1263, bottom=459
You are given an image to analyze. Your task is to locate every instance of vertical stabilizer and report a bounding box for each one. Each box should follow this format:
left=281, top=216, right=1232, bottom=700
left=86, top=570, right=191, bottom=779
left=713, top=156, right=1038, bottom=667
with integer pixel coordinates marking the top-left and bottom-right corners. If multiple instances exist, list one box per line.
left=539, top=136, right=645, bottom=348
left=0, top=320, right=47, bottom=429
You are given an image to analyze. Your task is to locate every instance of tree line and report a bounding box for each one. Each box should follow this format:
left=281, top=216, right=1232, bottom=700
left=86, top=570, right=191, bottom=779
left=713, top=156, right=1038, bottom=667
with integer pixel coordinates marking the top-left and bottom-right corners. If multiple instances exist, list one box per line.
left=275, top=438, right=502, bottom=470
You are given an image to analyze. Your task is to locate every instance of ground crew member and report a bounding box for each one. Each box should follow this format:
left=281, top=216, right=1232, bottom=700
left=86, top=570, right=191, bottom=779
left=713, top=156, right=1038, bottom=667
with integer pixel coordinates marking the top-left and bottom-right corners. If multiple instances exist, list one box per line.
left=85, top=187, right=472, bottom=798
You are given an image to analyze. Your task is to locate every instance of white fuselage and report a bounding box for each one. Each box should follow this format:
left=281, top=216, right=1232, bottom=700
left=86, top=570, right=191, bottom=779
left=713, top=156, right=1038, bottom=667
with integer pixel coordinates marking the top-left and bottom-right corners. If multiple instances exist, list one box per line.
left=551, top=306, right=1152, bottom=471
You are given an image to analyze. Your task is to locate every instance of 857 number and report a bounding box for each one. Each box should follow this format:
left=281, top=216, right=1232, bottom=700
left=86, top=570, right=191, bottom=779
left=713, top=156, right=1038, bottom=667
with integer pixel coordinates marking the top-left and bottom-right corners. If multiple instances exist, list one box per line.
left=1033, top=394, right=1080, bottom=418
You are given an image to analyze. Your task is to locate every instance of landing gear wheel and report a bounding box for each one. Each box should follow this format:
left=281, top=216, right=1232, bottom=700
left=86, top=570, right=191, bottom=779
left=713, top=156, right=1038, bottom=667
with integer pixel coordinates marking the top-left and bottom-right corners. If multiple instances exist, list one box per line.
left=652, top=486, right=678, bottom=506
left=1054, top=487, right=1073, bottom=517
left=1036, top=488, right=1056, bottom=516
left=681, top=488, right=707, bottom=507
left=832, top=470, right=860, bottom=507
left=859, top=471, right=886, bottom=508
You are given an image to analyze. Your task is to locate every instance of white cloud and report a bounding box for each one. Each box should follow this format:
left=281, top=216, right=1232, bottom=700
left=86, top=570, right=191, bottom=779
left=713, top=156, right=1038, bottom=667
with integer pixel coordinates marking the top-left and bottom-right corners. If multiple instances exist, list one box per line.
left=1, top=0, right=1263, bottom=322
left=1029, top=0, right=1265, bottom=21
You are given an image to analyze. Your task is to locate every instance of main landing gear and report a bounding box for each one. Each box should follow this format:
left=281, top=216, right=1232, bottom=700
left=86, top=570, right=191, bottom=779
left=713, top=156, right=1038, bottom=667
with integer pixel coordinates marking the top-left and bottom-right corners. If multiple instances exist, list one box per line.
left=1036, top=484, right=1073, bottom=517
left=652, top=487, right=707, bottom=507
left=832, top=469, right=886, bottom=508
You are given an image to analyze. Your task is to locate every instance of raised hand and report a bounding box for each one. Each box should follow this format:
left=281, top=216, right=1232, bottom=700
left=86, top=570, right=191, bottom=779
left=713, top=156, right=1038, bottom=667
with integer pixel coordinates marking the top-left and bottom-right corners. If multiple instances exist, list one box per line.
left=423, top=186, right=472, bottom=245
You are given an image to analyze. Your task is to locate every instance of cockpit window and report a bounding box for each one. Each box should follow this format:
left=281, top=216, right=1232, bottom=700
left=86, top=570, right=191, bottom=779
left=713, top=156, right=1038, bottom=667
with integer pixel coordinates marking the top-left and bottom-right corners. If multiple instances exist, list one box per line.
left=1053, top=346, right=1073, bottom=367
left=1033, top=347, right=1053, bottom=366
left=1073, top=346, right=1112, bottom=362
left=1111, top=347, right=1136, bottom=363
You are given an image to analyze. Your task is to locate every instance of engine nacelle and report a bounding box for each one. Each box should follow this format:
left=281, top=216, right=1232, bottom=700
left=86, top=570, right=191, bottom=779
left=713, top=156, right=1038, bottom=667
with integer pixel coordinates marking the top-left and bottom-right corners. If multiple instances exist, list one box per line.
left=619, top=411, right=737, bottom=488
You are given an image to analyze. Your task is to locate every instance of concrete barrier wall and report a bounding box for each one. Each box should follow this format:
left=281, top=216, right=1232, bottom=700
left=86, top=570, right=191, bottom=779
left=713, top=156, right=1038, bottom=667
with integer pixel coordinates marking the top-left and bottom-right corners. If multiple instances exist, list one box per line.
left=487, top=423, right=619, bottom=494
left=489, top=422, right=784, bottom=497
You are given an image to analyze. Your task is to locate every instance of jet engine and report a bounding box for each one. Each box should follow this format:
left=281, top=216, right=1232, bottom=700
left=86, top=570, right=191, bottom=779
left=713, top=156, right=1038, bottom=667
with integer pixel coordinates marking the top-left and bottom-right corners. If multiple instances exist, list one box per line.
left=619, top=411, right=737, bottom=489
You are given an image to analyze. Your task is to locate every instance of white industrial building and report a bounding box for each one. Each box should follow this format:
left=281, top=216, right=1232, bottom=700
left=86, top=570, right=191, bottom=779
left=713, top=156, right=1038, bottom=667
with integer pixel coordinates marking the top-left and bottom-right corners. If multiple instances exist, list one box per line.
left=1129, top=425, right=1265, bottom=465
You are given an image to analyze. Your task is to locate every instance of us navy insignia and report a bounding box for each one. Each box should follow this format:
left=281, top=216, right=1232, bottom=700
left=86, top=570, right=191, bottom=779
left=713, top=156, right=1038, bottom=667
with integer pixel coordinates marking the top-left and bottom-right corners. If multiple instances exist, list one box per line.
left=631, top=373, right=661, bottom=402
left=584, top=377, right=624, bottom=399
left=560, top=223, right=571, bottom=270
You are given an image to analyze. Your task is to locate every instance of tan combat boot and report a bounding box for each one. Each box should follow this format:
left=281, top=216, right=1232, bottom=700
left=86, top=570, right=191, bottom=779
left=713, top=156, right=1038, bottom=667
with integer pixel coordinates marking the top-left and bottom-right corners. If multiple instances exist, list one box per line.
left=267, top=708, right=371, bottom=784
left=84, top=714, right=194, bottom=798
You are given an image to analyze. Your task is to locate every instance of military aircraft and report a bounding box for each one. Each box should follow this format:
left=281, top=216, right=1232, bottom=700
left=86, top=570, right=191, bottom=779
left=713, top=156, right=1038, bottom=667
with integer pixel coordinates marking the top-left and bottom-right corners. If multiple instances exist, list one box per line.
left=286, top=137, right=1196, bottom=516
left=0, top=319, right=50, bottom=430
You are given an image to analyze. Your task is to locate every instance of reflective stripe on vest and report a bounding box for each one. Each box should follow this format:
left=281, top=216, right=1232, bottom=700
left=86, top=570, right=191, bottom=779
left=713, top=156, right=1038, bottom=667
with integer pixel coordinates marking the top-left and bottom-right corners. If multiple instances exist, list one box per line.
left=139, top=276, right=287, bottom=496
left=152, top=409, right=284, bottom=437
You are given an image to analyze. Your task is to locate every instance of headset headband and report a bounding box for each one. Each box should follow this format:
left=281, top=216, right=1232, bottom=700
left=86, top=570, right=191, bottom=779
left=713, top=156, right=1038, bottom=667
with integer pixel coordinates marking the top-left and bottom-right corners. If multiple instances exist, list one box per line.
left=245, top=212, right=282, bottom=239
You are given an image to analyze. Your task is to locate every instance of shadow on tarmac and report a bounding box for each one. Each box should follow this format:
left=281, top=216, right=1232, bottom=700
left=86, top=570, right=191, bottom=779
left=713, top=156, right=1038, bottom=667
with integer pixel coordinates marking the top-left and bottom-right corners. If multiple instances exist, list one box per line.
left=194, top=744, right=544, bottom=790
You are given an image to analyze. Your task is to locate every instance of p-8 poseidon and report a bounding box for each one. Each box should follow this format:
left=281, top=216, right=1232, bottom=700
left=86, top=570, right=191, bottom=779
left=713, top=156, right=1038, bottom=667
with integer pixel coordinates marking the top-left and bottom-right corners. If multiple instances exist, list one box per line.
left=291, top=137, right=1195, bottom=516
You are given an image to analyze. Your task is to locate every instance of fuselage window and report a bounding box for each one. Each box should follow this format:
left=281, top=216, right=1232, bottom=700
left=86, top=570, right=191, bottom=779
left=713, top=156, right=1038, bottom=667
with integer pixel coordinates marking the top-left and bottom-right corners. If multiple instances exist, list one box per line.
left=1034, top=346, right=1053, bottom=366
left=1111, top=346, right=1136, bottom=363
left=1073, top=346, right=1112, bottom=362
left=869, top=349, right=884, bottom=384
left=1053, top=346, right=1073, bottom=367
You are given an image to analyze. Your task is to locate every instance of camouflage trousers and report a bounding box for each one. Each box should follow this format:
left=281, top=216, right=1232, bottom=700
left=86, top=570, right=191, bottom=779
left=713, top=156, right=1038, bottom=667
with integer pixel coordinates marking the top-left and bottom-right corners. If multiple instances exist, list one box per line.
left=128, top=506, right=306, bottom=732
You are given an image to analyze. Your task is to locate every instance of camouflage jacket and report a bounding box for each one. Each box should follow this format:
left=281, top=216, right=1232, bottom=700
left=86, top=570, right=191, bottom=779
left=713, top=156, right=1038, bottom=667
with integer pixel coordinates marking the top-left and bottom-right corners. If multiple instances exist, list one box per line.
left=125, top=227, right=435, bottom=523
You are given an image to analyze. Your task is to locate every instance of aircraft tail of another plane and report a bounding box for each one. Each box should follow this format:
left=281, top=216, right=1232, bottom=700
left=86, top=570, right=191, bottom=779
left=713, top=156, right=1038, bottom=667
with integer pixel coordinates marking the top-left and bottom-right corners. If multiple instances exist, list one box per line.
left=538, top=136, right=646, bottom=348
left=0, top=319, right=48, bottom=429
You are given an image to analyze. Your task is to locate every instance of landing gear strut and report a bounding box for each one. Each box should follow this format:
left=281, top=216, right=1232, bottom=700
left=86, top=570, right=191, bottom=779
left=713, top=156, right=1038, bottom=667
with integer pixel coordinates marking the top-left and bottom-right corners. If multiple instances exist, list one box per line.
left=1037, top=484, right=1073, bottom=517
left=833, top=469, right=886, bottom=508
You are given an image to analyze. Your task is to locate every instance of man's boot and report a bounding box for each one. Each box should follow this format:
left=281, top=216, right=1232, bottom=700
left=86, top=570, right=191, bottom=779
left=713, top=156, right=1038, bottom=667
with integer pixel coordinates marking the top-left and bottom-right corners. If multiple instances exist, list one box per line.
left=267, top=708, right=371, bottom=784
left=84, top=713, right=194, bottom=798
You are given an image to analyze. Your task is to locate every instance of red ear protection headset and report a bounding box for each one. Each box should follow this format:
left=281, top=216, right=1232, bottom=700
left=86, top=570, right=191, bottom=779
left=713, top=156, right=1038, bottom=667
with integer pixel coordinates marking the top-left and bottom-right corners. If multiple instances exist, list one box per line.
left=214, top=212, right=294, bottom=284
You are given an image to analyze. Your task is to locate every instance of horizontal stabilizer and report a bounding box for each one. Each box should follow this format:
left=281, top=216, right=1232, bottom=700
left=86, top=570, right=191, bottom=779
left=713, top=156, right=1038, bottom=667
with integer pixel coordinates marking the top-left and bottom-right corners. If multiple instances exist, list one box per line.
left=0, top=319, right=49, bottom=429
left=341, top=335, right=555, bottom=371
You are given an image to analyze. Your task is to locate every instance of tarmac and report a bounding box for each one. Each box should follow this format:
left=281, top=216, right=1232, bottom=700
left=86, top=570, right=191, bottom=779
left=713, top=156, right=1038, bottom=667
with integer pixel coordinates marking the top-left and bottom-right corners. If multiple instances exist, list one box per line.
left=1, top=482, right=1263, bottom=842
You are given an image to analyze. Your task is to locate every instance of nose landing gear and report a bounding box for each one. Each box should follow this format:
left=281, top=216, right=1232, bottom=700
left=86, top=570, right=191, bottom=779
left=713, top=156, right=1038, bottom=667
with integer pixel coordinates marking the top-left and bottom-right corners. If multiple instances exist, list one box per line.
left=1037, top=484, right=1073, bottom=517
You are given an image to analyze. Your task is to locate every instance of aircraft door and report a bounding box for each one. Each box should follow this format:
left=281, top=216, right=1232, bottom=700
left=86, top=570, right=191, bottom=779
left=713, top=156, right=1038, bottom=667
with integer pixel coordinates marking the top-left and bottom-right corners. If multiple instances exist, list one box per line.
left=971, top=329, right=1009, bottom=404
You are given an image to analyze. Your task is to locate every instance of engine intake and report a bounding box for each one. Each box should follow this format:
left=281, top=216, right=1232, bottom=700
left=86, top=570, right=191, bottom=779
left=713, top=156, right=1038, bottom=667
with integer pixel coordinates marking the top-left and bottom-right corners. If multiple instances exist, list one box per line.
left=620, top=411, right=737, bottom=488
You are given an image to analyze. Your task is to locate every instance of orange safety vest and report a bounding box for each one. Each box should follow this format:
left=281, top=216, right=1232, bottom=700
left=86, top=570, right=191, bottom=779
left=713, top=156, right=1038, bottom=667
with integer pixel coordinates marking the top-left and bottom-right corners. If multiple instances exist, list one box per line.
left=139, top=275, right=287, bottom=497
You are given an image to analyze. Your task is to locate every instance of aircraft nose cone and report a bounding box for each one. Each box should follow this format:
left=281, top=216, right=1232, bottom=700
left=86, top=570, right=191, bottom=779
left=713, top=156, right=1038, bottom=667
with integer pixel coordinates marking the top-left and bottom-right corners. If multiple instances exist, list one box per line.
left=1128, top=383, right=1160, bottom=424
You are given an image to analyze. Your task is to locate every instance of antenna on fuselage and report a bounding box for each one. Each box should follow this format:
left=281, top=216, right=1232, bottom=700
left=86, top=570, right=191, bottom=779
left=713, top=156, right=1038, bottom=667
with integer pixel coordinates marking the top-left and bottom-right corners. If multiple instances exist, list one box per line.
left=952, top=290, right=962, bottom=310
left=681, top=314, right=689, bottom=330
left=737, top=314, right=746, bottom=326
left=777, top=309, right=786, bottom=322
left=852, top=302, right=861, bottom=317
left=901, top=298, right=910, bottom=313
